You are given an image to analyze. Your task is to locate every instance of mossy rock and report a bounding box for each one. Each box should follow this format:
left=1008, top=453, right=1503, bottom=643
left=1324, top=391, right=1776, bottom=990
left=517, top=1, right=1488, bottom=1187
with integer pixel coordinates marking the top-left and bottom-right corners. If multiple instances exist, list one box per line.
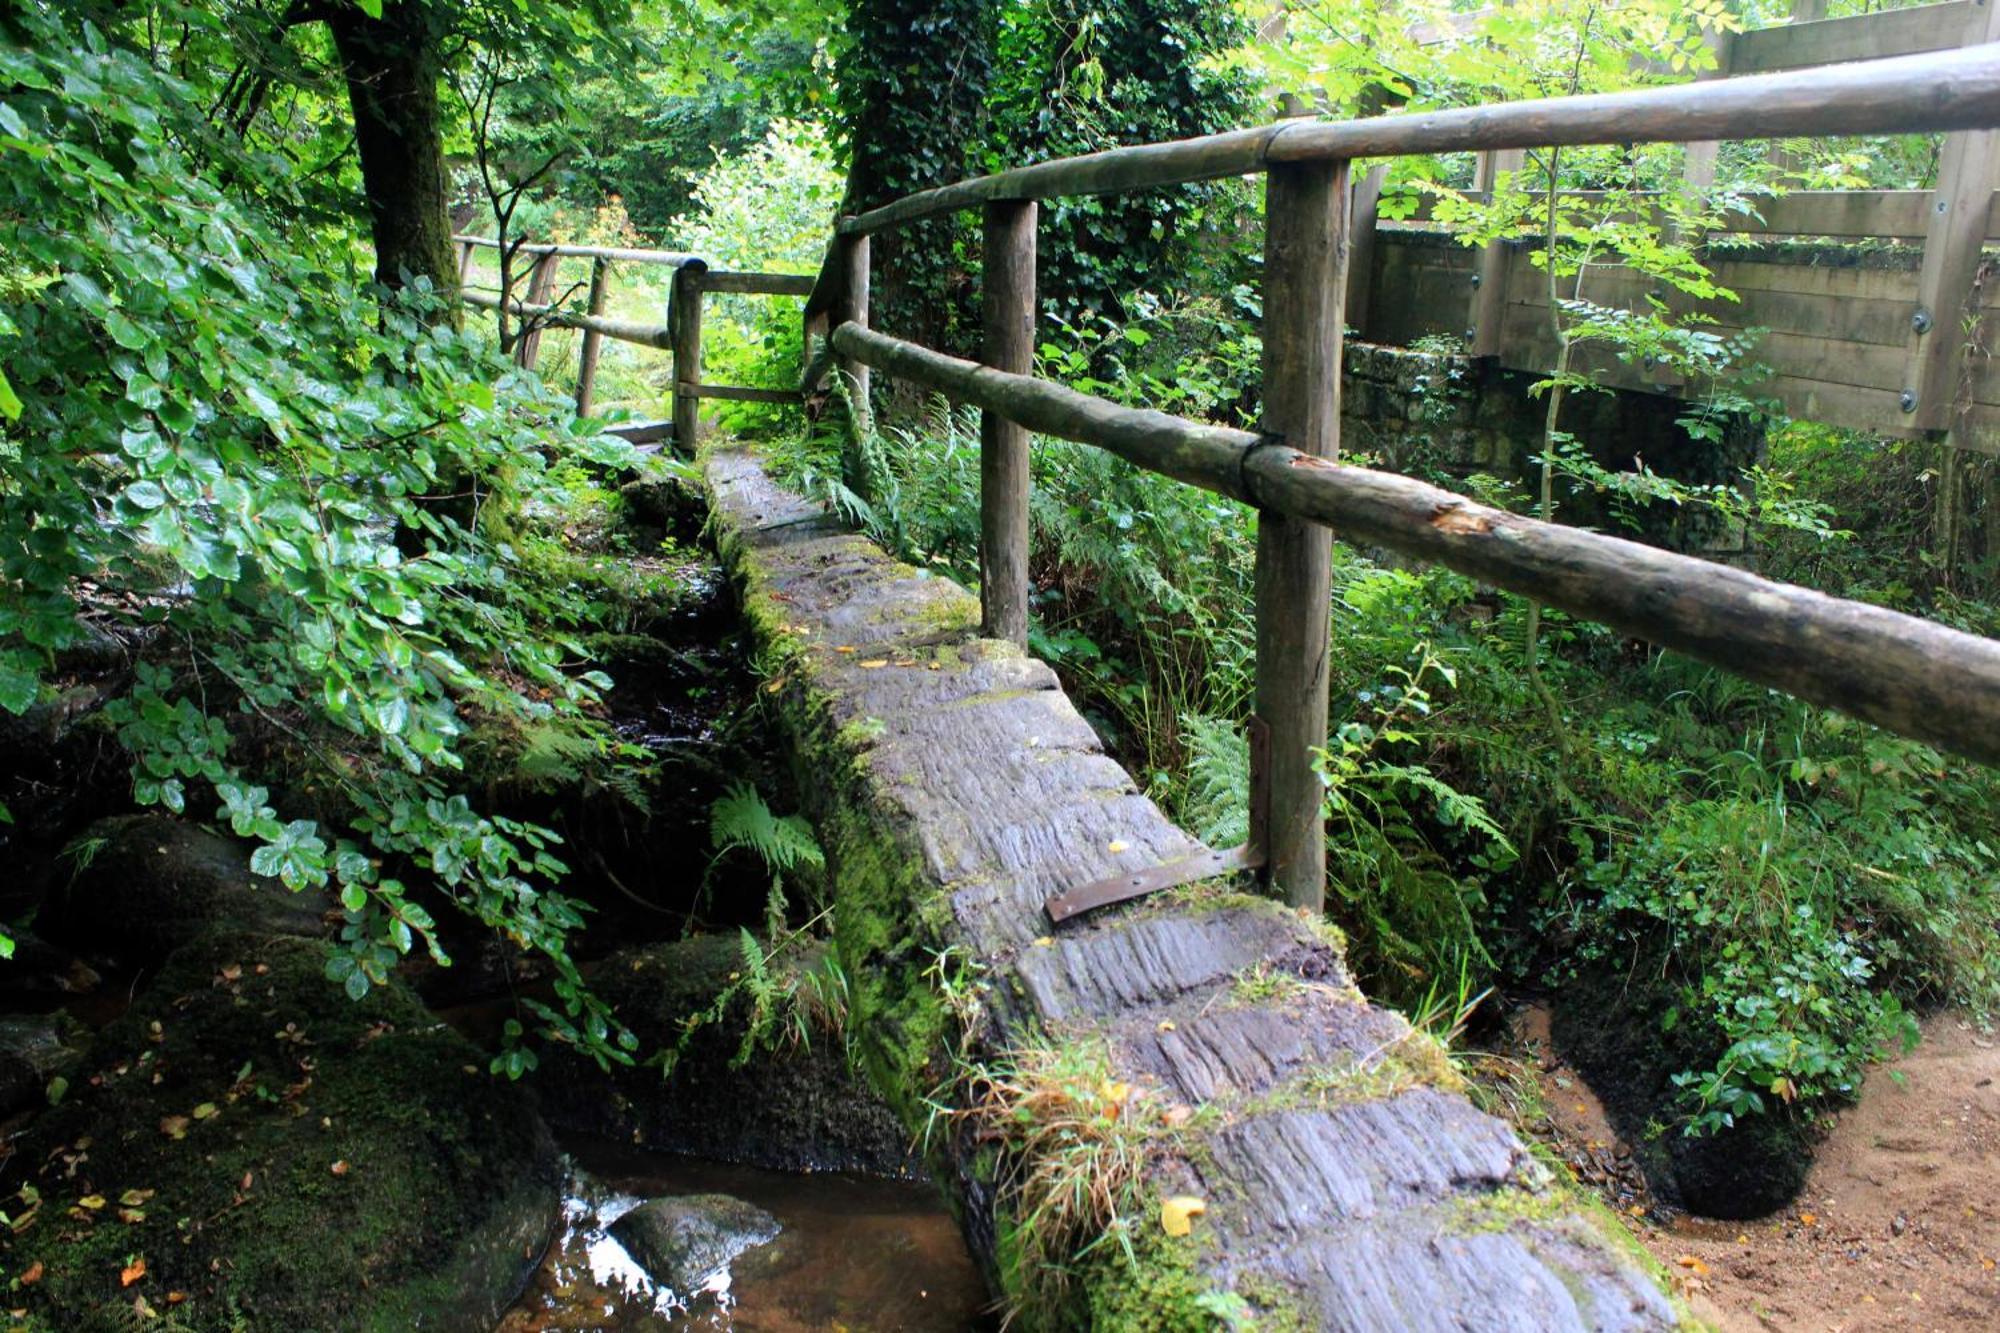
left=3, top=930, right=560, bottom=1332
left=40, top=814, right=331, bottom=967
left=606, top=1194, right=780, bottom=1292
left=536, top=934, right=914, bottom=1177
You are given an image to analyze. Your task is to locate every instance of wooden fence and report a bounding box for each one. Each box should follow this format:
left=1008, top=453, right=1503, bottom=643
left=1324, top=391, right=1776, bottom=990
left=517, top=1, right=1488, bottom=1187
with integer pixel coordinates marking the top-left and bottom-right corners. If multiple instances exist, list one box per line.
left=458, top=42, right=2000, bottom=922
left=453, top=233, right=811, bottom=441
left=1346, top=0, right=2000, bottom=448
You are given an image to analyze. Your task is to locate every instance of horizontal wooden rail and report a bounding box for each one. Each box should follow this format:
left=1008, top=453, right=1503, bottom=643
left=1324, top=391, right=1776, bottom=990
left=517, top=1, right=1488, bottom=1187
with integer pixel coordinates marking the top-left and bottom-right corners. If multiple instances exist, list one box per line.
left=701, top=271, right=815, bottom=297
left=841, top=46, right=2000, bottom=236
left=463, top=290, right=674, bottom=350
left=453, top=235, right=699, bottom=266
left=830, top=321, right=2000, bottom=767
left=678, top=382, right=798, bottom=403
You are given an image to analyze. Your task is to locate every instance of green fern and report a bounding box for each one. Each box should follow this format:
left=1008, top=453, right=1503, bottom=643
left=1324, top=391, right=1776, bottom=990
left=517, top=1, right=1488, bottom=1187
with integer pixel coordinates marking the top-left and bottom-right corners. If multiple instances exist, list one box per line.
left=709, top=781, right=824, bottom=874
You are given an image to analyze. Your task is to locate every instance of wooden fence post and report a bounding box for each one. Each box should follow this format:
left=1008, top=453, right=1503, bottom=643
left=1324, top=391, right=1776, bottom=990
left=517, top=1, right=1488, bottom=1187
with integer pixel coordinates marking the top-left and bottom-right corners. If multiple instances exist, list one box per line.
left=836, top=231, right=873, bottom=436
left=456, top=239, right=475, bottom=286
left=1467, top=149, right=1521, bottom=355
left=1902, top=0, right=2000, bottom=435
left=516, top=250, right=560, bottom=370
left=1344, top=164, right=1387, bottom=338
left=574, top=257, right=610, bottom=417
left=980, top=201, right=1036, bottom=645
left=1255, top=159, right=1349, bottom=913
left=671, top=264, right=704, bottom=454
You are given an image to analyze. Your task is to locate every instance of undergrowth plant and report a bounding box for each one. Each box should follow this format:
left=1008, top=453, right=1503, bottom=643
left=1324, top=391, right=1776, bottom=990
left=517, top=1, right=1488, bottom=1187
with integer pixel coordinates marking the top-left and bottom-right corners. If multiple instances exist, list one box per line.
left=0, top=9, right=668, bottom=1069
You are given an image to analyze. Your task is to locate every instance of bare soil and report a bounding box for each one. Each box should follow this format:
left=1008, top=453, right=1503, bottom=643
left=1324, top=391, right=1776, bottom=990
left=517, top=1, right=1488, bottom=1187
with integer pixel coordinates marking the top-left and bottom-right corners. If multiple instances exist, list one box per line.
left=1505, top=1007, right=2000, bottom=1331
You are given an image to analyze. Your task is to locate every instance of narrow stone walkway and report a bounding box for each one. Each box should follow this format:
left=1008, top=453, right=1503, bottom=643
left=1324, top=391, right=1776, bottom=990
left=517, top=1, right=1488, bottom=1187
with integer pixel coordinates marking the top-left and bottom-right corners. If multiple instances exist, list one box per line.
left=704, top=443, right=1675, bottom=1330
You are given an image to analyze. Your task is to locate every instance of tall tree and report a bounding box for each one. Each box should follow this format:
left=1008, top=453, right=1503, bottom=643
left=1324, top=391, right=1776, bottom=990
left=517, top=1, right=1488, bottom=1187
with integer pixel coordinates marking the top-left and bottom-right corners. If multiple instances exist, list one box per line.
left=988, top=0, right=1254, bottom=325
left=833, top=0, right=997, bottom=355
left=325, top=0, right=458, bottom=294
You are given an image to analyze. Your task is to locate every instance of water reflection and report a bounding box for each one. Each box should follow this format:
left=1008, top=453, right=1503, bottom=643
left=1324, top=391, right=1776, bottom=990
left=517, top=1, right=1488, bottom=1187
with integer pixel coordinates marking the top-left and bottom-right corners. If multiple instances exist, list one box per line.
left=498, top=1139, right=994, bottom=1332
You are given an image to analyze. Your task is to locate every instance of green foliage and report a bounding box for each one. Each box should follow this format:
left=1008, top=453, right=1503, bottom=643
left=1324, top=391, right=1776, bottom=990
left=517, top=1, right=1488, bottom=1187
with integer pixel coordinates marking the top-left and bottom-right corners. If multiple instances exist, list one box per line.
left=833, top=0, right=997, bottom=348
left=986, top=0, right=1255, bottom=327
left=0, top=8, right=657, bottom=1066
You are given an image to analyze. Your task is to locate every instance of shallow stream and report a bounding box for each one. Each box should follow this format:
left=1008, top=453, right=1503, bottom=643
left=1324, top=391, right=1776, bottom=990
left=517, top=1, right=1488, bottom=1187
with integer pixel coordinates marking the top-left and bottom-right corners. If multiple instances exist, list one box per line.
left=498, top=1138, right=994, bottom=1332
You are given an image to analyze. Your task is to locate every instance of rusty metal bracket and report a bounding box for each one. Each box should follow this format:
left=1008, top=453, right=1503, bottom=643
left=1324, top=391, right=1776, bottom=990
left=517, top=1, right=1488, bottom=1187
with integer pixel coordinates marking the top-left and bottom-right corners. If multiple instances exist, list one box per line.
left=1042, top=717, right=1275, bottom=926
left=1044, top=843, right=1265, bottom=926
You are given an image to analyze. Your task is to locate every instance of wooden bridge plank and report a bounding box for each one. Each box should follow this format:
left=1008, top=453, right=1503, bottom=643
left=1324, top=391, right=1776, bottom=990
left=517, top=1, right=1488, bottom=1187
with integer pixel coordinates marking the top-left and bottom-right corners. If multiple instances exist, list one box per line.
left=703, top=443, right=1674, bottom=1328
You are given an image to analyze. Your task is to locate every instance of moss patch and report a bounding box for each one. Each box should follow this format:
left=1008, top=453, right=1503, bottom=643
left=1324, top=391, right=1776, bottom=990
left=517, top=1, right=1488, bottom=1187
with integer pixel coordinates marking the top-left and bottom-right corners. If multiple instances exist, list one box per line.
left=4, top=931, right=557, bottom=1333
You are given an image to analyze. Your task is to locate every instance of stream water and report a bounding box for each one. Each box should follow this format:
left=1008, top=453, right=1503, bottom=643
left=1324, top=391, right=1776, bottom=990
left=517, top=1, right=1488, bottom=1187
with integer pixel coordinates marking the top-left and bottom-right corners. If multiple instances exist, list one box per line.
left=497, top=1138, right=995, bottom=1332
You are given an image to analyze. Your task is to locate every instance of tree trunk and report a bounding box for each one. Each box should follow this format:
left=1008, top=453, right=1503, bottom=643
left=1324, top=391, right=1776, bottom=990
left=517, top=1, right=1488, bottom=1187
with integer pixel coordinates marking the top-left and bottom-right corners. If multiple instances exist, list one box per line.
left=326, top=3, right=457, bottom=304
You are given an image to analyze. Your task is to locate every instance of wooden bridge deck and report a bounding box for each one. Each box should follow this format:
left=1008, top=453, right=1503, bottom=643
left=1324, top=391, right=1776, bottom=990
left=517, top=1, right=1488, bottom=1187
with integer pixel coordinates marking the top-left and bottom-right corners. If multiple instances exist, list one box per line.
left=704, top=443, right=1676, bottom=1329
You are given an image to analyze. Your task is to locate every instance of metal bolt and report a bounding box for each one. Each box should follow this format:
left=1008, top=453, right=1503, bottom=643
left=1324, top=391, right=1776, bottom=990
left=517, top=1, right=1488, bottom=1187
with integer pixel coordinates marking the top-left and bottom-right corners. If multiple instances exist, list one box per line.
left=1912, top=309, right=1933, bottom=335
left=1462, top=328, right=1475, bottom=342
left=1900, top=389, right=1918, bottom=413
left=1469, top=273, right=1483, bottom=288
left=1937, top=199, right=1950, bottom=214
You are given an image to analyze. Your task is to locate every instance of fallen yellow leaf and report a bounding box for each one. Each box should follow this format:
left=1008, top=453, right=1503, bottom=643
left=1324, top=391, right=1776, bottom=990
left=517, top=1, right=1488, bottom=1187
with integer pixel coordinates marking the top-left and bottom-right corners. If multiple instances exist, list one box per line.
left=1156, top=1020, right=1176, bottom=1033
left=835, top=645, right=856, bottom=653
left=329, top=1160, right=350, bottom=1177
left=1674, top=1256, right=1709, bottom=1275
left=858, top=659, right=889, bottom=669
left=118, top=1190, right=153, bottom=1207
left=119, top=1259, right=145, bottom=1287
left=1032, top=936, right=1054, bottom=948
left=190, top=1103, right=218, bottom=1121
left=1160, top=1196, right=1207, bottom=1238
left=19, top=1262, right=42, bottom=1286
left=1108, top=839, right=1129, bottom=854
left=78, top=1195, right=106, bottom=1211
left=1799, top=1212, right=1818, bottom=1226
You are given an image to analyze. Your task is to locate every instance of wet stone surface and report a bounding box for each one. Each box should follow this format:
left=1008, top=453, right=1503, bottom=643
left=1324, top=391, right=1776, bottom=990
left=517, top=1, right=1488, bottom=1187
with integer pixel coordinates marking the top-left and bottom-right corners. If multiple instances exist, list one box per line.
left=705, top=445, right=1679, bottom=1330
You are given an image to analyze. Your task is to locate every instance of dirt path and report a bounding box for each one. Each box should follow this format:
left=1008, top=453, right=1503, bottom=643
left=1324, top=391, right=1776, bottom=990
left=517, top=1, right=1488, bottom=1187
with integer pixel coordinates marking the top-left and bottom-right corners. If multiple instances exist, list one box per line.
left=1509, top=1009, right=2000, bottom=1331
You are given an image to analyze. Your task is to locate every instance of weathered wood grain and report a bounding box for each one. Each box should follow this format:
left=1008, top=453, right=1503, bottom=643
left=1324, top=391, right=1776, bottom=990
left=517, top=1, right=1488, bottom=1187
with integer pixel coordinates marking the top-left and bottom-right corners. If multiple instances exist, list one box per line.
left=979, top=201, right=1036, bottom=646
left=704, top=444, right=1674, bottom=1328
left=1256, top=161, right=1347, bottom=911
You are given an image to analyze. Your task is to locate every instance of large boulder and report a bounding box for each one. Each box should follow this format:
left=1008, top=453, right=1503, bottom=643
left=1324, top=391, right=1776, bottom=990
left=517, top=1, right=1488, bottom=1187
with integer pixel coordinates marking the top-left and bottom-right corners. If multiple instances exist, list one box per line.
left=39, top=814, right=331, bottom=966
left=536, top=933, right=915, bottom=1176
left=2, top=930, right=561, bottom=1332
left=607, top=1194, right=781, bottom=1293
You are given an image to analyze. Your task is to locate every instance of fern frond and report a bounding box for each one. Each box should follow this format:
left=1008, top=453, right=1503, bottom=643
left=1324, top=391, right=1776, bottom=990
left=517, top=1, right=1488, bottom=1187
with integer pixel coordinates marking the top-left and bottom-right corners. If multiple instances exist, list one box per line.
left=709, top=781, right=825, bottom=874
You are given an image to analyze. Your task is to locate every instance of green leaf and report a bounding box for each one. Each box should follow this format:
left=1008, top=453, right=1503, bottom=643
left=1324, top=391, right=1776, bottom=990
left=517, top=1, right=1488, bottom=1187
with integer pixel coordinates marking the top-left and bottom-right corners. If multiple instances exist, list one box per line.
left=103, top=309, right=149, bottom=351
left=123, top=480, right=167, bottom=510
left=0, top=365, right=21, bottom=421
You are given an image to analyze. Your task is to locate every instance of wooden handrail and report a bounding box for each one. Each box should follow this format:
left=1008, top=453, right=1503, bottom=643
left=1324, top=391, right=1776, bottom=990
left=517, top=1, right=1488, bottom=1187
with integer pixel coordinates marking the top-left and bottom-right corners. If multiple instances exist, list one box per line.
left=829, top=321, right=2000, bottom=767
left=840, top=45, right=2000, bottom=236
left=463, top=290, right=674, bottom=350
left=453, top=235, right=701, bottom=266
